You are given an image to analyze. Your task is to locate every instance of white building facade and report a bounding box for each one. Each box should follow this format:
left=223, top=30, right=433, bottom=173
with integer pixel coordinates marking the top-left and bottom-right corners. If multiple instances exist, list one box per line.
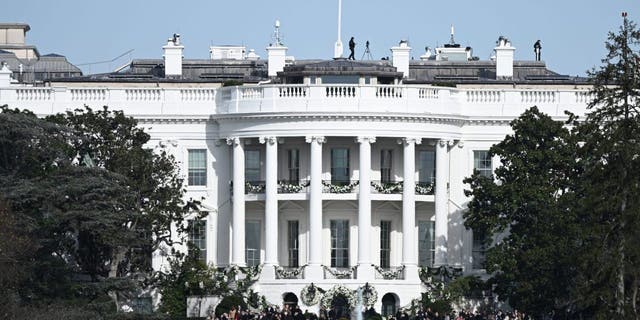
left=0, top=32, right=593, bottom=314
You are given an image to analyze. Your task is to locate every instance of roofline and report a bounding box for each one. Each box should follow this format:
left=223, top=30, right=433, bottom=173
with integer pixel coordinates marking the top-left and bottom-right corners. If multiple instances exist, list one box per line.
left=0, top=23, right=30, bottom=31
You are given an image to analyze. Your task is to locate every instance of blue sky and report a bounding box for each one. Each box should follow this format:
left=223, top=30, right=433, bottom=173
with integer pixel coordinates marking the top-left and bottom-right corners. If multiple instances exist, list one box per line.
left=1, top=0, right=635, bottom=76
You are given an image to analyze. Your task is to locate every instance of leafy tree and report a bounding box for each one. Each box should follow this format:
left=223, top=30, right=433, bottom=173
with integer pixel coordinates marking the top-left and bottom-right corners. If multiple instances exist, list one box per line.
left=47, top=106, right=202, bottom=308
left=0, top=106, right=200, bottom=314
left=463, top=15, right=640, bottom=319
left=463, top=107, right=581, bottom=318
left=574, top=14, right=640, bottom=318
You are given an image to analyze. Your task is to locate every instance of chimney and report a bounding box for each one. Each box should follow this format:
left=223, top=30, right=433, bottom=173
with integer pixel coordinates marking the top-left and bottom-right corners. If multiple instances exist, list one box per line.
left=0, top=62, right=13, bottom=86
left=267, top=20, right=287, bottom=77
left=267, top=45, right=287, bottom=77
left=391, top=40, right=411, bottom=78
left=163, top=34, right=184, bottom=78
left=494, top=36, right=515, bottom=80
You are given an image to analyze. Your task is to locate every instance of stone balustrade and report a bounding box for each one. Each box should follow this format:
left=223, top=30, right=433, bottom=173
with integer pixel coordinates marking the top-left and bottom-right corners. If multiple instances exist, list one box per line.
left=0, top=84, right=591, bottom=118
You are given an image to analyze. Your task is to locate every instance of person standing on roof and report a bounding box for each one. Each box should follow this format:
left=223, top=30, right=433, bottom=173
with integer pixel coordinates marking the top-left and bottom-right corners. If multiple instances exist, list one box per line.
left=348, top=37, right=356, bottom=60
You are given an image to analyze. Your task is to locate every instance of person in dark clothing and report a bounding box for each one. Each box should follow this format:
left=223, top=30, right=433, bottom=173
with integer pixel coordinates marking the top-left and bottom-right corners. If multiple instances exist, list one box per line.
left=534, top=40, right=542, bottom=61
left=348, top=37, right=356, bottom=60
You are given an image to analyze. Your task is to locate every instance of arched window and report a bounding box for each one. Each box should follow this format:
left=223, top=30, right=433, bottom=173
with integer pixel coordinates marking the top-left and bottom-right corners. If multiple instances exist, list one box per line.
left=381, top=293, right=397, bottom=317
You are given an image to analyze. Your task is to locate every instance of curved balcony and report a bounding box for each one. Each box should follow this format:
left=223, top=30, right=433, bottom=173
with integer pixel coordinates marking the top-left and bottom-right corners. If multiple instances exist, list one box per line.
left=215, top=84, right=591, bottom=118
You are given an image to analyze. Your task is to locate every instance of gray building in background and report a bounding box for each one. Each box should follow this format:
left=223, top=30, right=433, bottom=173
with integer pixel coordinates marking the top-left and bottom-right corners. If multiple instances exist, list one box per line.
left=0, top=23, right=81, bottom=84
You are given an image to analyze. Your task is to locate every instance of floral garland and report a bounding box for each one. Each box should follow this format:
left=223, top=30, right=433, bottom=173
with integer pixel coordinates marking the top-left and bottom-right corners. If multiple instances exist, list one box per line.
left=239, top=264, right=263, bottom=281
left=359, top=284, right=378, bottom=307
left=322, top=181, right=359, bottom=193
left=415, top=183, right=434, bottom=195
left=278, top=180, right=310, bottom=193
left=245, top=181, right=266, bottom=193
left=300, top=283, right=323, bottom=306
left=372, top=264, right=405, bottom=280
left=275, top=264, right=307, bottom=279
left=320, top=285, right=357, bottom=310
left=371, top=181, right=403, bottom=194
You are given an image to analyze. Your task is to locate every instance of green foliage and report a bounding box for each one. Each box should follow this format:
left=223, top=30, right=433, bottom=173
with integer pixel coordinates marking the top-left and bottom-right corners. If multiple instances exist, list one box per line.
left=462, top=16, right=640, bottom=319
left=446, top=276, right=486, bottom=301
left=157, top=249, right=230, bottom=318
left=573, top=16, right=640, bottom=319
left=419, top=292, right=452, bottom=316
left=0, top=105, right=199, bottom=316
left=464, top=106, right=581, bottom=317
left=215, top=296, right=247, bottom=316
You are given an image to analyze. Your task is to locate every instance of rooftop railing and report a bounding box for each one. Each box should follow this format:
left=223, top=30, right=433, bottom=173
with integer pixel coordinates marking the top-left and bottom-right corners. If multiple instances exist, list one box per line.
left=0, top=83, right=591, bottom=118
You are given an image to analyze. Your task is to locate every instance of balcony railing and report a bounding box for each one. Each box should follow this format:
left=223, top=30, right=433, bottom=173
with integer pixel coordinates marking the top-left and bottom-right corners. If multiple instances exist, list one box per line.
left=277, top=180, right=310, bottom=194
left=323, top=265, right=357, bottom=279
left=371, top=180, right=403, bottom=194
left=274, top=265, right=307, bottom=279
left=232, top=179, right=434, bottom=195
left=372, top=264, right=406, bottom=280
left=0, top=84, right=591, bottom=119
left=322, top=180, right=359, bottom=193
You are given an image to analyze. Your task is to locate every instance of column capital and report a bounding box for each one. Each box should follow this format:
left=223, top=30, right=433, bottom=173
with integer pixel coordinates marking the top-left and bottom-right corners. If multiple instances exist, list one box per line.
left=457, top=140, right=465, bottom=148
left=226, top=137, right=241, bottom=146
left=305, top=135, right=326, bottom=144
left=437, top=139, right=454, bottom=147
left=356, top=136, right=376, bottom=144
left=259, top=136, right=278, bottom=145
left=397, top=137, right=422, bottom=146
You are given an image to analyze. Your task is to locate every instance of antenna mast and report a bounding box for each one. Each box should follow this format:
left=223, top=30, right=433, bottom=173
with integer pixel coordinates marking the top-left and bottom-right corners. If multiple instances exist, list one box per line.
left=334, top=0, right=343, bottom=58
left=450, top=24, right=455, bottom=45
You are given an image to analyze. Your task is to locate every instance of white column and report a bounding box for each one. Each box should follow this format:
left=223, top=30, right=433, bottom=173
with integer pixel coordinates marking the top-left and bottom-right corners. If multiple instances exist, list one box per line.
left=261, top=136, right=278, bottom=279
left=306, top=136, right=326, bottom=279
left=401, top=137, right=420, bottom=280
left=227, top=137, right=246, bottom=266
left=357, top=136, right=375, bottom=279
left=434, top=139, right=450, bottom=266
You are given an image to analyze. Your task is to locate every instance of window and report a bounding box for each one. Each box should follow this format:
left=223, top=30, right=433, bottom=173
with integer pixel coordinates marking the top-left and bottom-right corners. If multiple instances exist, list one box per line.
left=472, top=230, right=487, bottom=269
left=380, top=220, right=392, bottom=268
left=188, top=149, right=207, bottom=186
left=418, top=220, right=435, bottom=267
left=331, top=148, right=350, bottom=184
left=474, top=150, right=492, bottom=178
left=188, top=219, right=207, bottom=262
left=245, top=150, right=261, bottom=182
left=418, top=150, right=435, bottom=184
left=246, top=220, right=261, bottom=266
left=330, top=220, right=349, bottom=268
left=380, top=150, right=393, bottom=183
left=288, top=220, right=299, bottom=267
left=288, top=149, right=300, bottom=183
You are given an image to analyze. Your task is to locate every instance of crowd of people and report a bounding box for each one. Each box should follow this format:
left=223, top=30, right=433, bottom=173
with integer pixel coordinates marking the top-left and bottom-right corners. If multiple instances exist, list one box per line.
left=210, top=304, right=531, bottom=320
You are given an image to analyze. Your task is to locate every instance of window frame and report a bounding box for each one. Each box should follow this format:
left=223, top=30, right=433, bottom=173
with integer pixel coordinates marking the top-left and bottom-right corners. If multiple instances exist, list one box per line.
left=418, top=150, right=435, bottom=185
left=188, top=149, right=207, bottom=186
left=330, top=219, right=350, bottom=268
left=287, top=149, right=300, bottom=184
left=245, top=149, right=262, bottom=182
left=287, top=220, right=299, bottom=267
left=380, top=220, right=392, bottom=268
left=473, top=150, right=492, bottom=178
left=187, top=219, right=207, bottom=262
left=331, top=148, right=350, bottom=185
left=418, top=220, right=435, bottom=267
left=380, top=149, right=393, bottom=183
left=245, top=220, right=261, bottom=267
